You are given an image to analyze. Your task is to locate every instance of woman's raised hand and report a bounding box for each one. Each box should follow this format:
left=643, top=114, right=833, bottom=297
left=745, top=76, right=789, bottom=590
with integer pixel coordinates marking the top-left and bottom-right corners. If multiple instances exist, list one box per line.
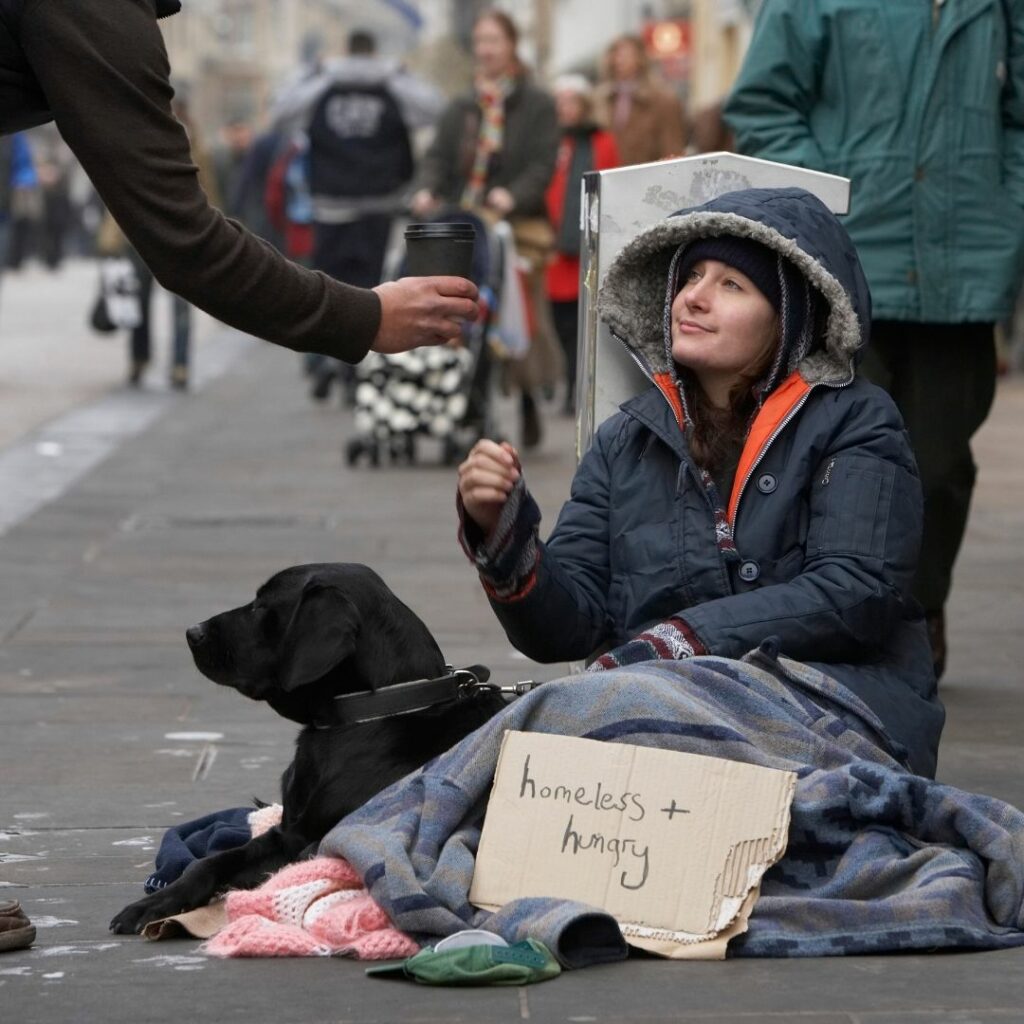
left=457, top=439, right=521, bottom=537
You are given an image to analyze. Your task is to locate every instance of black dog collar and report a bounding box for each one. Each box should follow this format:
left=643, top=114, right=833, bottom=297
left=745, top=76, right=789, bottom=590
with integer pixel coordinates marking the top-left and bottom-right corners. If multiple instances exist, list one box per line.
left=323, top=665, right=540, bottom=728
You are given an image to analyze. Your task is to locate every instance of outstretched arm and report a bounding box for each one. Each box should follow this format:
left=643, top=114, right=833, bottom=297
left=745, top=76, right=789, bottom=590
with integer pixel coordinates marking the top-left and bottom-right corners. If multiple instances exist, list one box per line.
left=23, top=0, right=477, bottom=359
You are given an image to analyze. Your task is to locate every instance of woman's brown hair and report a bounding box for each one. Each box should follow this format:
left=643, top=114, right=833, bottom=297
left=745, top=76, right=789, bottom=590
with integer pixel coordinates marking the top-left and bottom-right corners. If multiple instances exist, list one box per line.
left=601, top=34, right=650, bottom=82
left=682, top=332, right=779, bottom=475
left=474, top=8, right=524, bottom=76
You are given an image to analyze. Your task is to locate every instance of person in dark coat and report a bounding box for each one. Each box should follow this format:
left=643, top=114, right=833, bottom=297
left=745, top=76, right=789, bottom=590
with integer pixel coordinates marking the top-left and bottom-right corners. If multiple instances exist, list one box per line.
left=0, top=0, right=478, bottom=361
left=456, top=187, right=944, bottom=779
left=545, top=74, right=619, bottom=415
left=410, top=8, right=561, bottom=449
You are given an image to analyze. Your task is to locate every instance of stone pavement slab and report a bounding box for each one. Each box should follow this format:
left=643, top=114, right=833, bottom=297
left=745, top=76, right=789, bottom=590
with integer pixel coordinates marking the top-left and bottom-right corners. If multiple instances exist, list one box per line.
left=1, top=332, right=1023, bottom=1022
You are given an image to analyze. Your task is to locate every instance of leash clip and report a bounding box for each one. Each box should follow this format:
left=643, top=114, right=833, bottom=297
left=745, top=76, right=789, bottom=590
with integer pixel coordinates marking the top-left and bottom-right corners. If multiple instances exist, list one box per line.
left=448, top=665, right=540, bottom=699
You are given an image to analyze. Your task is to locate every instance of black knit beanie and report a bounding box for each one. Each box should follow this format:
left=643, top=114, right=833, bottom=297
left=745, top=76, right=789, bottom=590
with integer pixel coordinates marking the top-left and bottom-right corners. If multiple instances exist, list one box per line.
left=676, top=235, right=782, bottom=311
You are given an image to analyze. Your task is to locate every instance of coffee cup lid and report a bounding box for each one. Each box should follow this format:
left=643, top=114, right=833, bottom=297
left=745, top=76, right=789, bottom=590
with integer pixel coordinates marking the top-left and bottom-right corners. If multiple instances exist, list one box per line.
left=405, top=222, right=476, bottom=241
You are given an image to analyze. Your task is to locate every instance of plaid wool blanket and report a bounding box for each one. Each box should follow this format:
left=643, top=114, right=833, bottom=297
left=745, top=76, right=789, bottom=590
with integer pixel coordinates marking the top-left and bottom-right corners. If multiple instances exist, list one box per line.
left=319, top=643, right=1024, bottom=965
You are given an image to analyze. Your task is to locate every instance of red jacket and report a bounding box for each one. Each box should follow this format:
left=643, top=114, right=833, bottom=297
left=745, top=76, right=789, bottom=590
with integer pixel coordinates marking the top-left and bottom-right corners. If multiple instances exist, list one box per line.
left=545, top=128, right=619, bottom=302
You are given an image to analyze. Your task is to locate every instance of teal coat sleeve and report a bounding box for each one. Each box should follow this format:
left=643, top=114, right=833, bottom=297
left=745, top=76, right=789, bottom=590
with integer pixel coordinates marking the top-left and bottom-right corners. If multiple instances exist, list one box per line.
left=1001, top=0, right=1024, bottom=211
left=722, top=0, right=828, bottom=169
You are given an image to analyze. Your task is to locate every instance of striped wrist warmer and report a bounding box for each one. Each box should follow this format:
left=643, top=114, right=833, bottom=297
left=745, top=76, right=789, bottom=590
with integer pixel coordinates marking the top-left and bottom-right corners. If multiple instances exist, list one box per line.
left=588, top=617, right=706, bottom=672
left=457, top=476, right=541, bottom=601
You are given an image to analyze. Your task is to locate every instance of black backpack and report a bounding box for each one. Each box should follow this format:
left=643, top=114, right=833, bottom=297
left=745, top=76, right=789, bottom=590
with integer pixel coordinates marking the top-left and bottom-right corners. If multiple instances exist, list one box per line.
left=307, top=81, right=414, bottom=199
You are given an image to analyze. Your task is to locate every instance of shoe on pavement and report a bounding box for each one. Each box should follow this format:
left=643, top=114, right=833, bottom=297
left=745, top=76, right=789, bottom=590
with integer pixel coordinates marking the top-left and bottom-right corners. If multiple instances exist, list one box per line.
left=0, top=900, right=35, bottom=953
left=170, top=365, right=189, bottom=391
left=127, top=360, right=148, bottom=388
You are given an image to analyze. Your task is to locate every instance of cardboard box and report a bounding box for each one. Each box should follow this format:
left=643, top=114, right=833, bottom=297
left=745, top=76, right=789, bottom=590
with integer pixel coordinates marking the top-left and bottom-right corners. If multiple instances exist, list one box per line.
left=470, top=731, right=796, bottom=959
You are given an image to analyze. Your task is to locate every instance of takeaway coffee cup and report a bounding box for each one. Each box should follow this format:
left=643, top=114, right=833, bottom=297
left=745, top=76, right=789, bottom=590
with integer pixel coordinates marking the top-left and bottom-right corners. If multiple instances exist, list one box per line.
left=404, top=222, right=476, bottom=279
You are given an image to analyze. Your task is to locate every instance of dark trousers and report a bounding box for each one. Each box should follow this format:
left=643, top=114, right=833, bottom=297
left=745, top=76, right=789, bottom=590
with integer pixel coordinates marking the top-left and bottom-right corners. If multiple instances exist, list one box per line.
left=551, top=298, right=579, bottom=409
left=308, top=215, right=392, bottom=381
left=312, top=215, right=391, bottom=287
left=860, top=321, right=997, bottom=612
left=129, top=253, right=190, bottom=369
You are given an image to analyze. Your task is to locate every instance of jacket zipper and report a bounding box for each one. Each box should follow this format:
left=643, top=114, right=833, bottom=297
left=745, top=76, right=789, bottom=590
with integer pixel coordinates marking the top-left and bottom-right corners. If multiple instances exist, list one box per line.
left=611, top=328, right=657, bottom=385
left=731, top=377, right=853, bottom=537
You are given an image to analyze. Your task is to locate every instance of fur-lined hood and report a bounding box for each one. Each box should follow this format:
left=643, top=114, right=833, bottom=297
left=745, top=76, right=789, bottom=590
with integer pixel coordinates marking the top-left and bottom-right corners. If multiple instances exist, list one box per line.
left=598, top=187, right=872, bottom=390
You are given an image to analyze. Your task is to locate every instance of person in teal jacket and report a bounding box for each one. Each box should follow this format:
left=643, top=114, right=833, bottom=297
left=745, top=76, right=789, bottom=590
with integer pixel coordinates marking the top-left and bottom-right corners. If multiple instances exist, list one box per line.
left=722, top=0, right=1024, bottom=680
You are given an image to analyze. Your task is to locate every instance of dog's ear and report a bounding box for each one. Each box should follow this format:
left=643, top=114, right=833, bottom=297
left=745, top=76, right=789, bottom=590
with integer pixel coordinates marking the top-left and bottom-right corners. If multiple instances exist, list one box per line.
left=278, top=582, right=361, bottom=691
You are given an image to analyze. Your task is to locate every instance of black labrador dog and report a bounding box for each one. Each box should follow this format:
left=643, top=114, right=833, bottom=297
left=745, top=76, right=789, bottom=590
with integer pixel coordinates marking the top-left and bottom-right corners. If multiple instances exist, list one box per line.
left=110, top=563, right=506, bottom=934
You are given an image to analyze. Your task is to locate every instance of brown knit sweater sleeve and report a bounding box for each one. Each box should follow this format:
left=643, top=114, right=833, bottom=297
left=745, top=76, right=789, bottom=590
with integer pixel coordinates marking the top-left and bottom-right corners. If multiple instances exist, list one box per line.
left=20, top=0, right=381, bottom=361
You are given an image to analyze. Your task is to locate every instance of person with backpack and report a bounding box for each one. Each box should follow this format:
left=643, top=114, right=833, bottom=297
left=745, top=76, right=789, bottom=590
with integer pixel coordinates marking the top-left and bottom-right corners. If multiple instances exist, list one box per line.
left=0, top=0, right=478, bottom=362
left=272, top=29, right=444, bottom=401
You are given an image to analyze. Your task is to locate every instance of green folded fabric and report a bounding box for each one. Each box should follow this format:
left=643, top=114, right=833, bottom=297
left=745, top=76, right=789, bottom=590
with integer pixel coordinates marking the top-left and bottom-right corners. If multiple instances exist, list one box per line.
left=366, top=938, right=561, bottom=986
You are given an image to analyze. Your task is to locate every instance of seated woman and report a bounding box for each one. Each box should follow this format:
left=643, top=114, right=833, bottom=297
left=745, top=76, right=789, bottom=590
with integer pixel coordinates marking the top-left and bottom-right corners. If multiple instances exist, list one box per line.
left=456, top=186, right=944, bottom=778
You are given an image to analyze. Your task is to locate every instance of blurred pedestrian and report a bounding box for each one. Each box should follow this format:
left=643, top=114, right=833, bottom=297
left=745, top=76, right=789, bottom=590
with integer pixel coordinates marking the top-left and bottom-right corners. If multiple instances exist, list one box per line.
left=544, top=74, right=619, bottom=415
left=0, top=133, right=36, bottom=319
left=593, top=34, right=687, bottom=167
left=32, top=125, right=75, bottom=270
left=126, top=96, right=218, bottom=390
left=411, top=9, right=561, bottom=448
left=273, top=28, right=443, bottom=403
left=264, top=134, right=314, bottom=267
left=4, top=132, right=41, bottom=271
left=724, top=0, right=1024, bottom=679
left=212, top=119, right=255, bottom=221
left=689, top=100, right=734, bottom=155
left=1, top=1, right=478, bottom=362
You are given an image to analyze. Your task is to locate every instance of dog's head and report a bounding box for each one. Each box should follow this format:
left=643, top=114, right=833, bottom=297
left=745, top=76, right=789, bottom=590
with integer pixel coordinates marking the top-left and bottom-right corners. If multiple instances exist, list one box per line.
left=186, top=563, right=447, bottom=720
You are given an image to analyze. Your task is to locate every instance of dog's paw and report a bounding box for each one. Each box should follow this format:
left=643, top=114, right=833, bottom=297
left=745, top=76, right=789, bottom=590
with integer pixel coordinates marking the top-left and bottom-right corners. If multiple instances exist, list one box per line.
left=109, top=892, right=184, bottom=935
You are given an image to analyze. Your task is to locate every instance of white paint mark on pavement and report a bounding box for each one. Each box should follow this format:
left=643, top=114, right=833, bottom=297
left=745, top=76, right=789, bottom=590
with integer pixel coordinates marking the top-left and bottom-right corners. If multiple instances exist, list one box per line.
left=112, top=837, right=154, bottom=848
left=32, top=916, right=78, bottom=929
left=0, top=330, right=251, bottom=537
left=132, top=954, right=206, bottom=971
left=164, top=731, right=224, bottom=742
left=36, top=943, right=121, bottom=957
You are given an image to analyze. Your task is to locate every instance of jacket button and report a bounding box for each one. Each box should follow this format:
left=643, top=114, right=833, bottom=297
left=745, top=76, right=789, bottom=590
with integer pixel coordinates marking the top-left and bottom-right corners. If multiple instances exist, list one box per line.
left=738, top=560, right=761, bottom=583
left=756, top=473, right=777, bottom=494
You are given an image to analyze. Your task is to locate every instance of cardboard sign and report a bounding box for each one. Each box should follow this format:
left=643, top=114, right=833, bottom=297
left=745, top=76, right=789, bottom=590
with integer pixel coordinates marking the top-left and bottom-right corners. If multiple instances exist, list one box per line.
left=470, top=731, right=796, bottom=957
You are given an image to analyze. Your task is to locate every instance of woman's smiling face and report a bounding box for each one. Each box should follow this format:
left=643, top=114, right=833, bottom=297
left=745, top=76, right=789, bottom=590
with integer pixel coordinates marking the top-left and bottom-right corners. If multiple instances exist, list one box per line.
left=670, top=258, right=779, bottom=407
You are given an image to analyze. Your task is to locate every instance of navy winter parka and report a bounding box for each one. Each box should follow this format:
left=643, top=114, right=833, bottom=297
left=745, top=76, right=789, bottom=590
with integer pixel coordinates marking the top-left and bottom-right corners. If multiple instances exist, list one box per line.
left=469, top=188, right=944, bottom=777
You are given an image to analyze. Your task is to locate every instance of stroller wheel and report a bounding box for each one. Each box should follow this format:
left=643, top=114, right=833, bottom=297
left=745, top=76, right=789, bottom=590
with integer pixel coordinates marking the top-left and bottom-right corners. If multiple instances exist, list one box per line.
left=389, top=434, right=416, bottom=465
left=345, top=437, right=380, bottom=468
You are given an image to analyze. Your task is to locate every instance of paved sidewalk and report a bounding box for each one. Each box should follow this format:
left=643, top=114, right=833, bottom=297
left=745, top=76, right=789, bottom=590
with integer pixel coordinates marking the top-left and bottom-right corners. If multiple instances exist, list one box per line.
left=1, top=331, right=1023, bottom=1023
left=0, top=259, right=226, bottom=451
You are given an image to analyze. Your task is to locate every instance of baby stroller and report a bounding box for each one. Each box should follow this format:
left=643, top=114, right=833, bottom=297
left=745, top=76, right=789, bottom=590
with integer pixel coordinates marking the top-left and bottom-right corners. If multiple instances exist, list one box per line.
left=345, top=209, right=503, bottom=467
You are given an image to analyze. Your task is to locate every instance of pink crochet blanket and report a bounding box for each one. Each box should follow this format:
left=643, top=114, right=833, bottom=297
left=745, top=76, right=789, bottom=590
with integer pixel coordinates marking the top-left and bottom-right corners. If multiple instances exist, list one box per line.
left=203, top=856, right=420, bottom=960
